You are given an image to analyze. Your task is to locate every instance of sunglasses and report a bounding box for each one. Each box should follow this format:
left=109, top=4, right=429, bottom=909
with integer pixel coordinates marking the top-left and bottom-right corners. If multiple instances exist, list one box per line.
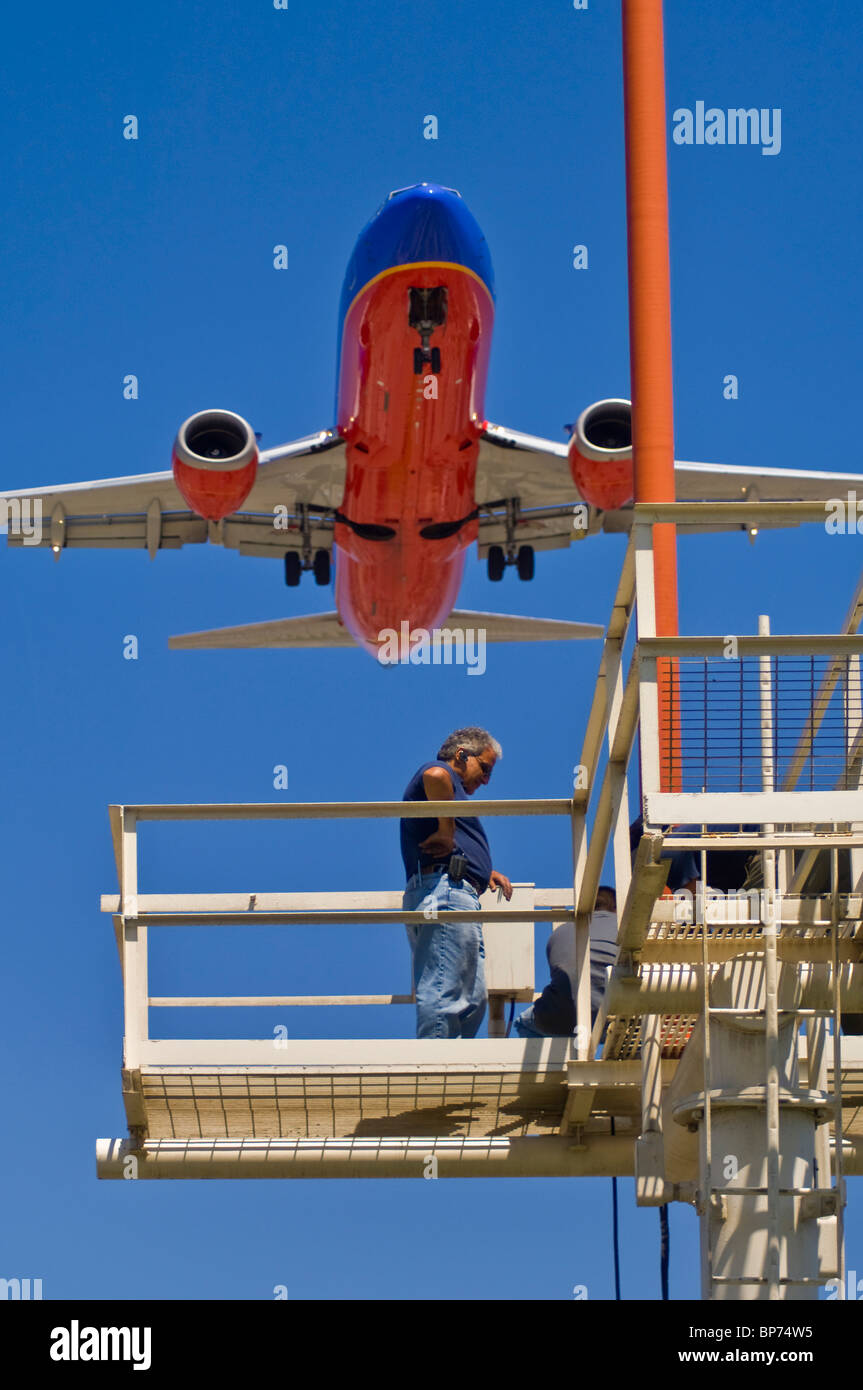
left=469, top=754, right=494, bottom=779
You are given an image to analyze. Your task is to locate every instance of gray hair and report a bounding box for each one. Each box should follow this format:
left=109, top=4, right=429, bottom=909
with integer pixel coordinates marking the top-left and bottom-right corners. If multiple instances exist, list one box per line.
left=437, top=727, right=503, bottom=761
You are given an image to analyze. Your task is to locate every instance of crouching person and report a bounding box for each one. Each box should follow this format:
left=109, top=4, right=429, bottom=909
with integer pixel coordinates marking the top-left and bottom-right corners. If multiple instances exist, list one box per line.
left=514, top=886, right=617, bottom=1038
left=401, top=727, right=513, bottom=1039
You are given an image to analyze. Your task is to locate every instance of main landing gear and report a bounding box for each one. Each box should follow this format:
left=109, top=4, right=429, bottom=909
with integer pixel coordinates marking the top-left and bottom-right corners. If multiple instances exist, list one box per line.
left=313, top=549, right=331, bottom=585
left=487, top=544, right=535, bottom=582
left=282, top=544, right=329, bottom=583
left=284, top=501, right=332, bottom=586
left=284, top=550, right=331, bottom=587
left=486, top=497, right=535, bottom=581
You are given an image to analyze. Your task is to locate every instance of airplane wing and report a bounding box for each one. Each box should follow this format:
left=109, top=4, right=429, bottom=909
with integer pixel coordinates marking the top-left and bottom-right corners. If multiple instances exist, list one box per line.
left=5, top=415, right=856, bottom=565
left=169, top=609, right=602, bottom=650
left=0, top=430, right=346, bottom=558
left=475, top=422, right=863, bottom=553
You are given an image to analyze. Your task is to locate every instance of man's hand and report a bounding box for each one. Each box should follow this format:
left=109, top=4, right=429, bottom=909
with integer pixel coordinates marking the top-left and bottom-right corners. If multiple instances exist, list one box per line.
left=418, top=830, right=456, bottom=857
left=489, top=870, right=513, bottom=900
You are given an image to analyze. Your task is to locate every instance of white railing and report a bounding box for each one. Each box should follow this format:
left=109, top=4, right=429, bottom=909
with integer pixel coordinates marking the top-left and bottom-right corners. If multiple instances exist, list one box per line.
left=104, top=505, right=863, bottom=1080
left=103, top=528, right=648, bottom=1069
left=633, top=502, right=863, bottom=829
left=105, top=800, right=583, bottom=1069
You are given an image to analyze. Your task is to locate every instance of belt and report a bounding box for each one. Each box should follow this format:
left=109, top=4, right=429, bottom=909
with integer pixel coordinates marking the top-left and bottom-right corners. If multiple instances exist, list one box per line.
left=418, top=860, right=486, bottom=897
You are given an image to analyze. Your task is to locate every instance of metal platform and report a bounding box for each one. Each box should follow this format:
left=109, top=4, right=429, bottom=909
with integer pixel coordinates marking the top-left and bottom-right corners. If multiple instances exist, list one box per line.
left=123, top=1040, right=573, bottom=1142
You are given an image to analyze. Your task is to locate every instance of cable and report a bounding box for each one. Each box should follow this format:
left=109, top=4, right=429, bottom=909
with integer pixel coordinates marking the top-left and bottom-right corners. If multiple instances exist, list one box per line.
left=660, top=1204, right=670, bottom=1300
left=610, top=1117, right=621, bottom=1299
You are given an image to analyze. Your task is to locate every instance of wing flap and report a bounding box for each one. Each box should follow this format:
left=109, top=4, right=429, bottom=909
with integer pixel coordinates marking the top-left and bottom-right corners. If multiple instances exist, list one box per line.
left=477, top=505, right=592, bottom=554
left=6, top=513, right=208, bottom=551
left=222, top=513, right=334, bottom=558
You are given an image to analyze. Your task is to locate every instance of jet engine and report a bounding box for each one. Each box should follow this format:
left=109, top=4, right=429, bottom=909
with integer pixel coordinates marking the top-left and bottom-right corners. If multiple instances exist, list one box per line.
left=568, top=398, right=633, bottom=510
left=172, top=409, right=258, bottom=521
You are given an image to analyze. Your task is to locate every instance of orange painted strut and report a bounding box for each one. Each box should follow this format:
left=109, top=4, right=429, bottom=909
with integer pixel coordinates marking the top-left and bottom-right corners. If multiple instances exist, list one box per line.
left=622, top=0, right=681, bottom=792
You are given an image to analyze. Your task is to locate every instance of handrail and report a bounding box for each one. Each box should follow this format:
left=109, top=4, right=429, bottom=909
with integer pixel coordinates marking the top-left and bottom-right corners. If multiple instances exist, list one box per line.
left=120, top=909, right=572, bottom=927
left=572, top=536, right=636, bottom=808
left=638, top=634, right=863, bottom=657
left=149, top=994, right=415, bottom=1008
left=111, top=808, right=560, bottom=1062
left=568, top=534, right=641, bottom=1058
left=110, top=798, right=572, bottom=821
left=101, top=888, right=576, bottom=913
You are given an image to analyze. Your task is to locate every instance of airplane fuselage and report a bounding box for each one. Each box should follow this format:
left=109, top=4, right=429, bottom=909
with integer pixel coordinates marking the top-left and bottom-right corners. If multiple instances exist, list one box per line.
left=333, top=184, right=494, bottom=651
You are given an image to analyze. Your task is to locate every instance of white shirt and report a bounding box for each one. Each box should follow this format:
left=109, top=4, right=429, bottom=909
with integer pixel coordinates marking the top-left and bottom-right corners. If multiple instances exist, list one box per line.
left=546, top=909, right=618, bottom=1012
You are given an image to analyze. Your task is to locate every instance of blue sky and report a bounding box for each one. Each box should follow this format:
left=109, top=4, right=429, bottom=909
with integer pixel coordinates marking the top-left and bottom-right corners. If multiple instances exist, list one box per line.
left=1, top=0, right=862, bottom=1300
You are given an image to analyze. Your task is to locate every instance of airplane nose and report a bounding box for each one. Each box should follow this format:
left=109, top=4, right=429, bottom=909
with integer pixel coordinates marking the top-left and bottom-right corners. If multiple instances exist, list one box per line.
left=382, top=184, right=465, bottom=262
left=388, top=182, right=462, bottom=202
left=367, top=184, right=494, bottom=298
left=338, top=183, right=495, bottom=339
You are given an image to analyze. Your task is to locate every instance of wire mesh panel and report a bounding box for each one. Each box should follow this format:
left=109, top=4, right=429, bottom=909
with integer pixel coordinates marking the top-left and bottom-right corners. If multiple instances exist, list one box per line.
left=664, top=656, right=863, bottom=794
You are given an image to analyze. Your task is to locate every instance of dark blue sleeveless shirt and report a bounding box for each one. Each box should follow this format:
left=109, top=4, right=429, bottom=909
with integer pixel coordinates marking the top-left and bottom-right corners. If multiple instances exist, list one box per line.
left=400, top=761, right=492, bottom=890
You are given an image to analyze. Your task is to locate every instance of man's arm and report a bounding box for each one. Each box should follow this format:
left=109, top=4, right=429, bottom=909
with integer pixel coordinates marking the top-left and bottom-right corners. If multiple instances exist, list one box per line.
left=417, top=766, right=456, bottom=857
left=417, top=764, right=514, bottom=900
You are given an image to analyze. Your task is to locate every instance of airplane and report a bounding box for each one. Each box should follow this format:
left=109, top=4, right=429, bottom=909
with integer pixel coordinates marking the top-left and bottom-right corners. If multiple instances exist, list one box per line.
left=2, top=181, right=860, bottom=658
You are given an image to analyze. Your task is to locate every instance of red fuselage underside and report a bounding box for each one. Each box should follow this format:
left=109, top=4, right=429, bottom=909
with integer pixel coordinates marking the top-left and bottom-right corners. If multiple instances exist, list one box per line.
left=335, top=262, right=493, bottom=652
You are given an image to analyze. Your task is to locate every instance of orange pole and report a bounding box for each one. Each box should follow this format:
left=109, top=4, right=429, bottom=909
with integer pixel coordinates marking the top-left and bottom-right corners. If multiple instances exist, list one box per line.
left=622, top=0, right=680, bottom=793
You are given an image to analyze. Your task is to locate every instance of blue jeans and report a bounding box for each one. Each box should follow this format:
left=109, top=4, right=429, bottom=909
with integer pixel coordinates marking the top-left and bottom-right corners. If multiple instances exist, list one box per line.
left=514, top=968, right=604, bottom=1040
left=512, top=1007, right=547, bottom=1039
left=403, top=869, right=486, bottom=1039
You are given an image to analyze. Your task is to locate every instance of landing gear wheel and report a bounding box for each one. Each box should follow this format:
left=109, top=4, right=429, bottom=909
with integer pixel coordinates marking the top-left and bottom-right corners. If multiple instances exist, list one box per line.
left=488, top=545, right=505, bottom=582
left=516, top=545, right=535, bottom=581
left=413, top=347, right=425, bottom=374
left=313, top=549, right=331, bottom=585
left=430, top=346, right=441, bottom=374
left=284, top=552, right=302, bottom=587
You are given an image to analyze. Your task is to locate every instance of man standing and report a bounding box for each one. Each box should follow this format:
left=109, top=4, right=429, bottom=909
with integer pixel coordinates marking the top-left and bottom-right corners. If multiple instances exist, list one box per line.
left=401, top=727, right=512, bottom=1039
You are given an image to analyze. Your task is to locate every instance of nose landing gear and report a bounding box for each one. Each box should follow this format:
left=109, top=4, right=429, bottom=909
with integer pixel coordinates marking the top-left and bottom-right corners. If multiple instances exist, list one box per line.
left=414, top=346, right=442, bottom=374
left=410, top=286, right=447, bottom=375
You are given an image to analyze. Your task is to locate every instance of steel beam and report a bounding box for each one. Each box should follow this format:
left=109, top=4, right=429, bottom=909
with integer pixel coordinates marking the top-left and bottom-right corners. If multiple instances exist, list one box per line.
left=96, top=1134, right=635, bottom=1180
